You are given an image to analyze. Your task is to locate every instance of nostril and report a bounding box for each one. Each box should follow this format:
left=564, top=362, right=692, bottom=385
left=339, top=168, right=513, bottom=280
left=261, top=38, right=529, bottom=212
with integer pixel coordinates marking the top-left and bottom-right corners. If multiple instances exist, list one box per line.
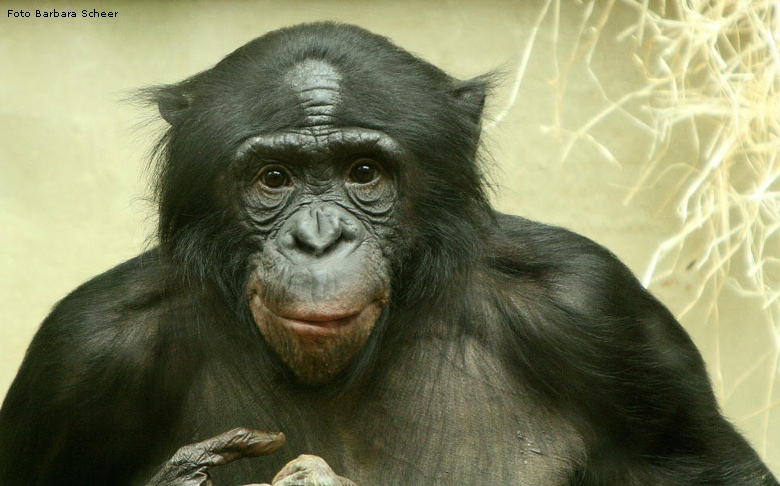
left=291, top=208, right=344, bottom=256
left=278, top=205, right=365, bottom=261
left=340, top=218, right=360, bottom=241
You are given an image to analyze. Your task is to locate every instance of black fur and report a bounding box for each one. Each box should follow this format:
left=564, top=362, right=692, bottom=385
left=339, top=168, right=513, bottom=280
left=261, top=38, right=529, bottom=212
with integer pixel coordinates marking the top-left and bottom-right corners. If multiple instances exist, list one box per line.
left=0, top=22, right=776, bottom=486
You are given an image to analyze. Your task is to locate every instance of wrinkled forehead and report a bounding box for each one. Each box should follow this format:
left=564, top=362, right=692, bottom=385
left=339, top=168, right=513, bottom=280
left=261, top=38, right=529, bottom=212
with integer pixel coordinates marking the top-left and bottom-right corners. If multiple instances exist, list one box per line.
left=283, top=59, right=343, bottom=128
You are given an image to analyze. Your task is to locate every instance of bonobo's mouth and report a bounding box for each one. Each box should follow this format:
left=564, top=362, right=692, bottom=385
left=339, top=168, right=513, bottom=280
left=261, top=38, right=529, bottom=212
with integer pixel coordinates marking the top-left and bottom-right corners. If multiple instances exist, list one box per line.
left=245, top=258, right=390, bottom=383
left=247, top=289, right=386, bottom=383
left=250, top=296, right=385, bottom=338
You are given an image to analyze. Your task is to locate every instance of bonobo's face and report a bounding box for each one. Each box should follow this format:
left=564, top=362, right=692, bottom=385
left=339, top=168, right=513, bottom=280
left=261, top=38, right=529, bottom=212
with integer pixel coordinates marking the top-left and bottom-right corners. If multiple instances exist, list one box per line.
left=239, top=60, right=397, bottom=385
left=154, top=25, right=485, bottom=383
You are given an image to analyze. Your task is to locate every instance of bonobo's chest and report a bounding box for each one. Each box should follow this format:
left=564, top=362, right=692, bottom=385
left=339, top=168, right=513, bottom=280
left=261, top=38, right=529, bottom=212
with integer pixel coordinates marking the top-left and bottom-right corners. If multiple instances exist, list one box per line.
left=337, top=338, right=584, bottom=485
left=177, top=337, right=582, bottom=485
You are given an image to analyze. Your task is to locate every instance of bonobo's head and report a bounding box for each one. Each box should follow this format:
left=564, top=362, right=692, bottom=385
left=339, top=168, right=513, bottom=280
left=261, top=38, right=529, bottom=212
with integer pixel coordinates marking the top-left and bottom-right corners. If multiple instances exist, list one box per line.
left=146, top=23, right=489, bottom=384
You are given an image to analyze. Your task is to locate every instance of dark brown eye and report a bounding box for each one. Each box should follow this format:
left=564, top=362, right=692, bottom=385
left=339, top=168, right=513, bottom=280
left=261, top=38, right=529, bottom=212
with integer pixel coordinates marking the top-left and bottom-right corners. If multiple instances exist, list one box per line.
left=349, top=160, right=379, bottom=184
left=258, top=167, right=290, bottom=189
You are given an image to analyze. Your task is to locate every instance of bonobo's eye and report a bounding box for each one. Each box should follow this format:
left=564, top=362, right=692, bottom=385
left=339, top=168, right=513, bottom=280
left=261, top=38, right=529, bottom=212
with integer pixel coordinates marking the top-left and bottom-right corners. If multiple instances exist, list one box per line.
left=257, top=166, right=291, bottom=189
left=348, top=159, right=381, bottom=184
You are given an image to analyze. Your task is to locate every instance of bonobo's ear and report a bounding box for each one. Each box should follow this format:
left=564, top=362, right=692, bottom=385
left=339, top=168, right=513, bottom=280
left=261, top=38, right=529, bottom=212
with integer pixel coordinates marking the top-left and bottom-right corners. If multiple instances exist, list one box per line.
left=155, top=87, right=193, bottom=126
left=451, top=76, right=490, bottom=126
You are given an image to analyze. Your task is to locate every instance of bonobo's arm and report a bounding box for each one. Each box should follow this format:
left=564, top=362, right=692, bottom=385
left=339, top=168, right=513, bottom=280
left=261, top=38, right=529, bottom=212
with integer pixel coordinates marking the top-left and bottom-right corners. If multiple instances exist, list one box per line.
left=496, top=215, right=778, bottom=485
left=0, top=254, right=186, bottom=485
left=573, top=294, right=780, bottom=485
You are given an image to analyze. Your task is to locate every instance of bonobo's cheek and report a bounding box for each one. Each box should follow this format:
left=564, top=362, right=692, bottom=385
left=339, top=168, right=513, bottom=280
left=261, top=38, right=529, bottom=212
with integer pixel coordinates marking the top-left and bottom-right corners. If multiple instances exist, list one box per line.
left=246, top=248, right=389, bottom=385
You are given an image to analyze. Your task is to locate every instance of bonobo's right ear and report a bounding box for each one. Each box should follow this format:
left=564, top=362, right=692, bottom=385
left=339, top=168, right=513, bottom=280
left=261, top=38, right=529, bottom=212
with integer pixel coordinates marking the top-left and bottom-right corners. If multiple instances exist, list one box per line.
left=155, top=87, right=192, bottom=125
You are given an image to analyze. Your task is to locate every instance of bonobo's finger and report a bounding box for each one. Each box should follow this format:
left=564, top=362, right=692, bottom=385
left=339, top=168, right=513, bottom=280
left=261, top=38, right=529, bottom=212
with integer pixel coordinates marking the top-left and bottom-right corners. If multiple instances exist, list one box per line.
left=146, top=428, right=286, bottom=486
left=170, top=428, right=286, bottom=470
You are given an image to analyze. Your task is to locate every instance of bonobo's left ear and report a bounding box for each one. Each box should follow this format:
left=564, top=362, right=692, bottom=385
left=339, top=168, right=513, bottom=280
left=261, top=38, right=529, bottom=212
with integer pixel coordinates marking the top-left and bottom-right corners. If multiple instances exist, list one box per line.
left=451, top=76, right=490, bottom=127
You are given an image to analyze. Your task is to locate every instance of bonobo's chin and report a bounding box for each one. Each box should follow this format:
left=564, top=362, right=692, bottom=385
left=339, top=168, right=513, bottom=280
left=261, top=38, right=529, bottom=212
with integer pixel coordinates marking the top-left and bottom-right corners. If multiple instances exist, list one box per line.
left=247, top=279, right=387, bottom=385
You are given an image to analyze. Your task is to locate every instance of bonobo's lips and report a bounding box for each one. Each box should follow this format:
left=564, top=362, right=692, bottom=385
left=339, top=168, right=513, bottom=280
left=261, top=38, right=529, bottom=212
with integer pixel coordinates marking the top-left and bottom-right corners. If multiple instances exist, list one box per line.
left=274, top=302, right=383, bottom=337
left=249, top=294, right=385, bottom=338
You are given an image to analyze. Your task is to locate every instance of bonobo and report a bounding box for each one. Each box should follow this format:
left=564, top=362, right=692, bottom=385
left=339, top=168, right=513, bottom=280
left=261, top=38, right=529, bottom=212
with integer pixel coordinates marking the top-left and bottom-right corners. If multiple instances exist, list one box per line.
left=0, top=22, right=777, bottom=486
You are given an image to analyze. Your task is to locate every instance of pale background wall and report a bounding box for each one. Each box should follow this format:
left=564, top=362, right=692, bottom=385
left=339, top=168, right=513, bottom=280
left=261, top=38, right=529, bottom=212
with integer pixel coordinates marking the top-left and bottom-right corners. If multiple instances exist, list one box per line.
left=0, top=0, right=777, bottom=474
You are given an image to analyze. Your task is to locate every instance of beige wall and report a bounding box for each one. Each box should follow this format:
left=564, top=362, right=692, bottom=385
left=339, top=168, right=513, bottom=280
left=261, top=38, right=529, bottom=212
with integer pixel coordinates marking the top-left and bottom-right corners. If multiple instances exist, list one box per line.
left=1, top=0, right=777, bottom=474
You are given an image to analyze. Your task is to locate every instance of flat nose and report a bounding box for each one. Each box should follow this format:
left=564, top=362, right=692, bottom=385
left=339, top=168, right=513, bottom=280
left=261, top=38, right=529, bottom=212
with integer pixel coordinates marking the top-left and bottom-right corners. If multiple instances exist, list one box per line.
left=278, top=205, right=364, bottom=262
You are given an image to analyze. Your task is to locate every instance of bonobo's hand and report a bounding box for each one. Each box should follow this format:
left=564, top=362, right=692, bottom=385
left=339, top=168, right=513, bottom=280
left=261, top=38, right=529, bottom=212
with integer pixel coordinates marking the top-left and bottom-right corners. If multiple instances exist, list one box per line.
left=260, top=455, right=358, bottom=486
left=144, top=427, right=285, bottom=486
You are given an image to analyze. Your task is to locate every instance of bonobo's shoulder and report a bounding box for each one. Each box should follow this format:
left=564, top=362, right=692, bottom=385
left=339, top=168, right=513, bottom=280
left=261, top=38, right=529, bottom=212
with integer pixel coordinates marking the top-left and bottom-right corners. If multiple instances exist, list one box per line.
left=0, top=250, right=187, bottom=422
left=490, top=212, right=624, bottom=270
left=488, top=212, right=654, bottom=315
left=46, top=248, right=169, bottom=321
left=30, top=249, right=173, bottom=363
